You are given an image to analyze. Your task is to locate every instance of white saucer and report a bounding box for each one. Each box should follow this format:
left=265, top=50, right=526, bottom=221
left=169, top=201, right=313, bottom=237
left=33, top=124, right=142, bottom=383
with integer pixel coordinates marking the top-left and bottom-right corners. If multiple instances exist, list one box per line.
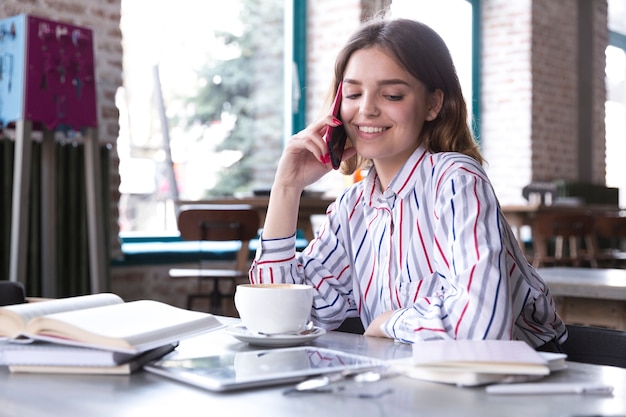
left=225, top=324, right=326, bottom=347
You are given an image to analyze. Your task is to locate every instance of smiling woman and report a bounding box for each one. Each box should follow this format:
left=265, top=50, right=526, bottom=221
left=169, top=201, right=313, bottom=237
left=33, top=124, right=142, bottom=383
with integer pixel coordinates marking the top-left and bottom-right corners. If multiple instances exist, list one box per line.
left=250, top=17, right=566, bottom=349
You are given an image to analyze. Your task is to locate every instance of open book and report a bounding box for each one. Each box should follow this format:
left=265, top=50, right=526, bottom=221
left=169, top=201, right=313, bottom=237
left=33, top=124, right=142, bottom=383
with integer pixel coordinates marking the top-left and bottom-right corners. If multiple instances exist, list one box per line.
left=0, top=293, right=225, bottom=353
left=391, top=339, right=552, bottom=387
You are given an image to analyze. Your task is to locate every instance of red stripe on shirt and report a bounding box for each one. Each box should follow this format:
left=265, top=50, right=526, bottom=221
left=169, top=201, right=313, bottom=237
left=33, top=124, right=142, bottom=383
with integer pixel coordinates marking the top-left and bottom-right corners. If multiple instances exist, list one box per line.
left=363, top=261, right=376, bottom=300
left=434, top=236, right=449, bottom=269
left=417, top=219, right=434, bottom=273
left=413, top=279, right=424, bottom=303
left=413, top=326, right=447, bottom=333
left=398, top=148, right=427, bottom=193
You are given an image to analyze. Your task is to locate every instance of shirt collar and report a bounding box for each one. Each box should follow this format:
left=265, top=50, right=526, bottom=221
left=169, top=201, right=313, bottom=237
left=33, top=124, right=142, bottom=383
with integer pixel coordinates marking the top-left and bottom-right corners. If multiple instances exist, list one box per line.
left=362, top=145, right=430, bottom=204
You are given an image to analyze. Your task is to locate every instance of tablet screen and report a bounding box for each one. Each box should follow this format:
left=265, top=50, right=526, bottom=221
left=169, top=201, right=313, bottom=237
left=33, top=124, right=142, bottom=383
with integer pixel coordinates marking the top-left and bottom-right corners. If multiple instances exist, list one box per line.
left=144, top=346, right=386, bottom=392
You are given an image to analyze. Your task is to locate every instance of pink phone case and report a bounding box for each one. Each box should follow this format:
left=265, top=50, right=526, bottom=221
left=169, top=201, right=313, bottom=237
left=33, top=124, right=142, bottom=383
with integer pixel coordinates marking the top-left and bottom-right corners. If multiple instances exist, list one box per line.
left=324, top=82, right=347, bottom=170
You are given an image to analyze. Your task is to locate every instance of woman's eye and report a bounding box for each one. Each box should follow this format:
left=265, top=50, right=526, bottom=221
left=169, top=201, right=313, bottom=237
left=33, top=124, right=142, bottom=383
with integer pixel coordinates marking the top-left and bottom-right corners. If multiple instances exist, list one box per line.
left=386, top=94, right=404, bottom=101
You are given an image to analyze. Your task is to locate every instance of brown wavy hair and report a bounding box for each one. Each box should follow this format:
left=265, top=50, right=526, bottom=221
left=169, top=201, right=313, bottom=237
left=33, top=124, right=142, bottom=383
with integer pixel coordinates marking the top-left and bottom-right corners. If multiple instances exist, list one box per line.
left=330, top=18, right=483, bottom=175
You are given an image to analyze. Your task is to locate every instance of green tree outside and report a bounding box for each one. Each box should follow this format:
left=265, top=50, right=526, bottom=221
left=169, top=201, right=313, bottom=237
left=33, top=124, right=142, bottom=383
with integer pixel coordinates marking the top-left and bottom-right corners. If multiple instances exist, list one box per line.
left=185, top=0, right=284, bottom=197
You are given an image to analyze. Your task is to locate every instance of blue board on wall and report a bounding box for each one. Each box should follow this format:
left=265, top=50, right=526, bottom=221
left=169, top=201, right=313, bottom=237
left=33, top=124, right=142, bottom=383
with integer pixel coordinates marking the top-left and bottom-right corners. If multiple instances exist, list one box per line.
left=0, top=14, right=27, bottom=127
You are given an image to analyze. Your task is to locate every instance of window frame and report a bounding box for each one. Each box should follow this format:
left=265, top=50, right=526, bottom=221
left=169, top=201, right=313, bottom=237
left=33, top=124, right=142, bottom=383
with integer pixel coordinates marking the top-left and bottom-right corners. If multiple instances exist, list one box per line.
left=289, top=0, right=481, bottom=139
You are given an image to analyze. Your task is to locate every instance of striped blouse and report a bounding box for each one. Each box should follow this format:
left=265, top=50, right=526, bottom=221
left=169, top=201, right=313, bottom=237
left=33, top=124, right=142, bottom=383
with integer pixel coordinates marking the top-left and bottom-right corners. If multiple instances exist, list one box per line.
left=250, top=145, right=567, bottom=347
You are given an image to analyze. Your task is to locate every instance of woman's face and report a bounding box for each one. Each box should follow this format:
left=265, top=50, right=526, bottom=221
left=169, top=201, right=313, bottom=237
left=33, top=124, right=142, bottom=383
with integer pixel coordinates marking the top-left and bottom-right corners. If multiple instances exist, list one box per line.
left=340, top=46, right=440, bottom=178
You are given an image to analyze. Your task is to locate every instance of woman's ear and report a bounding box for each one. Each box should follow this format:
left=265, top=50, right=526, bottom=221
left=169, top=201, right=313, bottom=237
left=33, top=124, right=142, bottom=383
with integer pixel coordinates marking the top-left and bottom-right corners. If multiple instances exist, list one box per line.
left=426, top=89, right=444, bottom=121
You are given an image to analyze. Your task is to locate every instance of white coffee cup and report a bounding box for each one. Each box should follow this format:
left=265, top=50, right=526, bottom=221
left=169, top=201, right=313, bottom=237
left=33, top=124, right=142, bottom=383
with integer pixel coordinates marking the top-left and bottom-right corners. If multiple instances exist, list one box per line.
left=234, top=283, right=313, bottom=335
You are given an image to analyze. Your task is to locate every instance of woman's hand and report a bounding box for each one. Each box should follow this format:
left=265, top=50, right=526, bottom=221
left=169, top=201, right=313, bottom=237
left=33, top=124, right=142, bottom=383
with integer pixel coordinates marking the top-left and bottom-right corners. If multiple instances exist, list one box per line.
left=273, top=117, right=355, bottom=192
left=364, top=310, right=395, bottom=338
left=262, top=116, right=353, bottom=240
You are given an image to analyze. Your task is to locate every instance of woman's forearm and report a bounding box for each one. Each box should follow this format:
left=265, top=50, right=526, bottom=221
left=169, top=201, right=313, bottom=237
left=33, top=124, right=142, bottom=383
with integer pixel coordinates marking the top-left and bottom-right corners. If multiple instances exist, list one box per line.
left=261, top=185, right=303, bottom=239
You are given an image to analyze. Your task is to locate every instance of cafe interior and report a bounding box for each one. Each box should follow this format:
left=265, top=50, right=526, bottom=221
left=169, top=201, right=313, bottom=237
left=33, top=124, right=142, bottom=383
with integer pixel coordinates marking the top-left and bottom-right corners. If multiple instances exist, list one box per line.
left=0, top=0, right=626, bottom=318
left=1, top=0, right=626, bottom=316
left=2, top=0, right=626, bottom=402
left=0, top=0, right=626, bottom=314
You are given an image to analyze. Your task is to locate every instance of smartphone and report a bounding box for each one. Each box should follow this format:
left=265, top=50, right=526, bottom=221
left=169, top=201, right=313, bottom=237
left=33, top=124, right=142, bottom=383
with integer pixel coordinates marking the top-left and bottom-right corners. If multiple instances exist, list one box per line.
left=324, top=82, right=347, bottom=170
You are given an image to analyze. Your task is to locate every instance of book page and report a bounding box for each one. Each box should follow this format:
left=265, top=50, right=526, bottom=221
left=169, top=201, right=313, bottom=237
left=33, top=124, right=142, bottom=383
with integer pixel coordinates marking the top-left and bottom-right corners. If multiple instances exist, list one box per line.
left=0, top=293, right=124, bottom=339
left=24, top=300, right=225, bottom=353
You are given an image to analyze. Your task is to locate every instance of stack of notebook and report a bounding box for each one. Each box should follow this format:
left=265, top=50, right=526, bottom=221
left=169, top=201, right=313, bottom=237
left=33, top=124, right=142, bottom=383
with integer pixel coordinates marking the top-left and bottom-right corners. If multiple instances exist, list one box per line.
left=0, top=341, right=177, bottom=374
left=390, top=339, right=567, bottom=387
left=0, top=293, right=225, bottom=374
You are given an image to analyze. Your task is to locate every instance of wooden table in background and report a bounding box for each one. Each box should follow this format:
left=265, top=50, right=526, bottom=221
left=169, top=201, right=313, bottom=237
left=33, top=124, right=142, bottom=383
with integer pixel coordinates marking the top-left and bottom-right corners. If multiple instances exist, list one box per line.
left=177, top=195, right=336, bottom=241
left=501, top=203, right=619, bottom=254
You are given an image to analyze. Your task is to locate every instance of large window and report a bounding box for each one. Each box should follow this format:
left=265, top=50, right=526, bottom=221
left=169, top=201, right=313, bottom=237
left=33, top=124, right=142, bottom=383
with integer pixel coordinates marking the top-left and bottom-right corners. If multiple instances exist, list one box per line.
left=116, top=1, right=476, bottom=233
left=118, top=0, right=285, bottom=232
left=606, top=0, right=626, bottom=208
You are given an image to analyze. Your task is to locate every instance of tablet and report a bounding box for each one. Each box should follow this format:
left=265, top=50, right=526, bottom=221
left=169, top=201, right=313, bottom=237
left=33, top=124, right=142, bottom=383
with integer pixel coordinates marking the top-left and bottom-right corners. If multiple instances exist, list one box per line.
left=144, top=346, right=387, bottom=392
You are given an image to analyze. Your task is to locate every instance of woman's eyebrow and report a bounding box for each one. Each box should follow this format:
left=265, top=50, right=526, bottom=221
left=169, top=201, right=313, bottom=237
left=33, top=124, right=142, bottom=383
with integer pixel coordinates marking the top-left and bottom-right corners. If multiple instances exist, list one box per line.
left=343, top=78, right=410, bottom=87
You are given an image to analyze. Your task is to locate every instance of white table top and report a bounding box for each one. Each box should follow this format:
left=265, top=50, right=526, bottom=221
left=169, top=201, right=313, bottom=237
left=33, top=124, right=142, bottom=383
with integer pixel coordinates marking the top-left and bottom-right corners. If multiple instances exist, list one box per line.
left=538, top=267, right=626, bottom=300
left=2, top=317, right=625, bottom=417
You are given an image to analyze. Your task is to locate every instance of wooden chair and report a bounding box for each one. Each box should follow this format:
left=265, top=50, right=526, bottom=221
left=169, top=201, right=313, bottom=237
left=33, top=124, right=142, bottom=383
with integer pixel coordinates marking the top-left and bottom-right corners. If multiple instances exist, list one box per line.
left=169, top=204, right=259, bottom=314
left=530, top=212, right=598, bottom=268
left=594, top=214, right=626, bottom=268
left=561, top=324, right=626, bottom=368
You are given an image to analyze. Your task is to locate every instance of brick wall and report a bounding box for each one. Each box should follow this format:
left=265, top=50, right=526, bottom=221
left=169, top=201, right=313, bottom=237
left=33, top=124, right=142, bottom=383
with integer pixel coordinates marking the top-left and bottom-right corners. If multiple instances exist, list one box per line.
left=590, top=0, right=609, bottom=185
left=111, top=261, right=246, bottom=312
left=530, top=0, right=579, bottom=182
left=481, top=0, right=534, bottom=205
left=481, top=0, right=608, bottom=205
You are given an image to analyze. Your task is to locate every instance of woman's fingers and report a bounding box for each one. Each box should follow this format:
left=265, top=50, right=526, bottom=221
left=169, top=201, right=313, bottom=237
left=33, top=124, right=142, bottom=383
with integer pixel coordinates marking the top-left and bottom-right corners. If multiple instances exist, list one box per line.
left=289, top=130, right=327, bottom=164
left=292, top=116, right=341, bottom=163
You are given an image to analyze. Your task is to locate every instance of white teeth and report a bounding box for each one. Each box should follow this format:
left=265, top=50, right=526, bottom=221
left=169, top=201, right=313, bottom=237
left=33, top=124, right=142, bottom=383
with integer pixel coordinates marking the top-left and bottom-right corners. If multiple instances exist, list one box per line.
left=359, top=126, right=384, bottom=133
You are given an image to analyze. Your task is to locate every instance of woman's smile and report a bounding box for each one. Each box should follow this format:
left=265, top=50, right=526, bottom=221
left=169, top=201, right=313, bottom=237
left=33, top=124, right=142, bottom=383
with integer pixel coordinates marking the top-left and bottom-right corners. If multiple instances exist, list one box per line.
left=356, top=124, right=388, bottom=135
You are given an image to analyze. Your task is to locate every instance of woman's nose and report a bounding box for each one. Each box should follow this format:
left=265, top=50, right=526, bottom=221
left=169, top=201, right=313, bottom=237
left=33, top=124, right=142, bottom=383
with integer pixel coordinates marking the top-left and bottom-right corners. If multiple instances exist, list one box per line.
left=359, top=94, right=380, bottom=117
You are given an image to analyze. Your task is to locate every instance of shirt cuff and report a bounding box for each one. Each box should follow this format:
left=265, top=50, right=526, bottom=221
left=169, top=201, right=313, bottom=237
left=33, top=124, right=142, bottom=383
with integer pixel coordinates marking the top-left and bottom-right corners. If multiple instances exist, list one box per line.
left=381, top=309, right=410, bottom=341
left=257, top=233, right=297, bottom=262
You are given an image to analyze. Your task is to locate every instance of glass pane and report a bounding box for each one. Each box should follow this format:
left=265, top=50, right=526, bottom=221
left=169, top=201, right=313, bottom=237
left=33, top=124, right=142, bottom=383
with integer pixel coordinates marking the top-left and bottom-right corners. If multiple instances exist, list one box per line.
left=608, top=0, right=626, bottom=34
left=605, top=46, right=626, bottom=208
left=118, top=0, right=285, bottom=232
left=606, top=0, right=626, bottom=209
